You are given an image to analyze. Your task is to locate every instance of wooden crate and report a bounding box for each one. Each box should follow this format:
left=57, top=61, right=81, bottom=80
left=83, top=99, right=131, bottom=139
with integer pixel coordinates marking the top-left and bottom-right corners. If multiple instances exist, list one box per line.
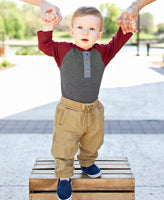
left=29, top=157, right=135, bottom=200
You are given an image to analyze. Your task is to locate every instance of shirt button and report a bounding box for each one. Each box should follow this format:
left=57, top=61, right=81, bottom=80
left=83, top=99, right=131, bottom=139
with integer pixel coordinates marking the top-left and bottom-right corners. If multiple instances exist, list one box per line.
left=86, top=70, right=90, bottom=73
left=86, top=60, right=89, bottom=64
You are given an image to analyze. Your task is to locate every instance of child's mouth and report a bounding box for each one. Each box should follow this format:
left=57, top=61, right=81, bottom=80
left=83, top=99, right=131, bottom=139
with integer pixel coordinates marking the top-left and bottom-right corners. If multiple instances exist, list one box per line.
left=81, top=39, right=89, bottom=42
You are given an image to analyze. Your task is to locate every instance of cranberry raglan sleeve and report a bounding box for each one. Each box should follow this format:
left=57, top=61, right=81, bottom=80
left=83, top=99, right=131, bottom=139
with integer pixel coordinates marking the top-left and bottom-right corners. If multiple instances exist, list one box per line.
left=96, top=27, right=133, bottom=67
left=37, top=31, right=73, bottom=67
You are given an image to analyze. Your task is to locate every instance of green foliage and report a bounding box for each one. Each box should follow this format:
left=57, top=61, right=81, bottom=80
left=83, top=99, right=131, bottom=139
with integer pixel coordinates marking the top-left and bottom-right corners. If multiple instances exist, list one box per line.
left=16, top=46, right=43, bottom=55
left=0, top=1, right=25, bottom=38
left=21, top=5, right=43, bottom=38
left=140, top=12, right=156, bottom=34
left=131, top=31, right=158, bottom=44
left=58, top=14, right=72, bottom=31
left=99, top=3, right=121, bottom=36
left=0, top=1, right=43, bottom=39
left=0, top=15, right=5, bottom=34
left=0, top=0, right=160, bottom=41
left=0, top=58, right=14, bottom=68
left=157, top=23, right=164, bottom=34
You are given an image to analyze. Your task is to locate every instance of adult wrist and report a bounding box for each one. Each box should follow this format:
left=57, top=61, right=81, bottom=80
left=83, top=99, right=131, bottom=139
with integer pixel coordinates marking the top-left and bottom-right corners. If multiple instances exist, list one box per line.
left=40, top=0, right=44, bottom=5
left=131, top=0, right=156, bottom=12
left=132, top=5, right=139, bottom=13
left=131, top=2, right=140, bottom=12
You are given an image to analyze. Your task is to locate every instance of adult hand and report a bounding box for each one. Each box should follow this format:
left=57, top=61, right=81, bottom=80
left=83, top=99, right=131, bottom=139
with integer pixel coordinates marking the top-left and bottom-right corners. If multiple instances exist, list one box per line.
left=116, top=5, right=139, bottom=34
left=40, top=0, right=62, bottom=25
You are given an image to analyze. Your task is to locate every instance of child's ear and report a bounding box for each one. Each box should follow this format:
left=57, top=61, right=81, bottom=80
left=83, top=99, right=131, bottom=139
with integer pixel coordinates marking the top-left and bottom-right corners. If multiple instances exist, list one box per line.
left=97, top=31, right=103, bottom=40
left=70, top=27, right=74, bottom=37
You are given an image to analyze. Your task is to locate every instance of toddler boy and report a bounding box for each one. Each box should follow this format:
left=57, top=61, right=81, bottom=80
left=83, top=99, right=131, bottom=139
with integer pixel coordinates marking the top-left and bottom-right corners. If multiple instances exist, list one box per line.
left=38, top=6, right=133, bottom=200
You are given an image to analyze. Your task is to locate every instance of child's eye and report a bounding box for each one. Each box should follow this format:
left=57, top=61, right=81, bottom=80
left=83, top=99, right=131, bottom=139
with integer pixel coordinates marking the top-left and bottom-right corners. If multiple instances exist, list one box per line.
left=77, top=26, right=83, bottom=29
left=90, top=27, right=95, bottom=31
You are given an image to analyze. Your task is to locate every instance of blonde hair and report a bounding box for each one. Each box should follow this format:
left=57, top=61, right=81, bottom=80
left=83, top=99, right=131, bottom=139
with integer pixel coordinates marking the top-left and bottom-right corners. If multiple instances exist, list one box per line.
left=71, top=6, right=103, bottom=31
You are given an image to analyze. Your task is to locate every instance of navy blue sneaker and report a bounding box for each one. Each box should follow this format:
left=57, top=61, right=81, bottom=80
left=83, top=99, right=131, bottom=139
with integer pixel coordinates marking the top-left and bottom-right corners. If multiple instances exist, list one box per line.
left=81, top=164, right=102, bottom=178
left=57, top=179, right=72, bottom=200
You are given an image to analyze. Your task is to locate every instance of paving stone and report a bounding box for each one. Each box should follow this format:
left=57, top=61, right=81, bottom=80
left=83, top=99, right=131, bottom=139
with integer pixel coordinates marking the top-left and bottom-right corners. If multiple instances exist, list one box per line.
left=1, top=120, right=164, bottom=134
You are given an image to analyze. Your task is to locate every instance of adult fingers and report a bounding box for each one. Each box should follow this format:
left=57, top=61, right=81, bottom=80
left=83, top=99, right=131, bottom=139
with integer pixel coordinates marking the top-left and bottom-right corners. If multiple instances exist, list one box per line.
left=42, top=7, right=59, bottom=22
left=117, top=12, right=138, bottom=34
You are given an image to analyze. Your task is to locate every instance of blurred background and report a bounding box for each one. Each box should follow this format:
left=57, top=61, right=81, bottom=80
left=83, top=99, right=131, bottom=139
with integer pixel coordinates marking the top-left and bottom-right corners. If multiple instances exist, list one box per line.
left=0, top=0, right=164, bottom=58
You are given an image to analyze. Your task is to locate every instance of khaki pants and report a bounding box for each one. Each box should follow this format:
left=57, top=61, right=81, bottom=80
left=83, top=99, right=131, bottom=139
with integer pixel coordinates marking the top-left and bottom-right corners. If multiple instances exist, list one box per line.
left=51, top=97, right=105, bottom=178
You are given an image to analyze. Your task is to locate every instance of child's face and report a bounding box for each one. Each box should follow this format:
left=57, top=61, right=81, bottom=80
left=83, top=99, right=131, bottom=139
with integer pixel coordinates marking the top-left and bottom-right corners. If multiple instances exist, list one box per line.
left=71, top=15, right=103, bottom=50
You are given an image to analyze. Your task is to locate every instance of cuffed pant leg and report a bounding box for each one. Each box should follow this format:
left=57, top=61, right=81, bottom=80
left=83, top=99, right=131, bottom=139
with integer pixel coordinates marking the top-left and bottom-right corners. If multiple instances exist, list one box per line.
left=51, top=103, right=83, bottom=178
left=78, top=101, right=105, bottom=167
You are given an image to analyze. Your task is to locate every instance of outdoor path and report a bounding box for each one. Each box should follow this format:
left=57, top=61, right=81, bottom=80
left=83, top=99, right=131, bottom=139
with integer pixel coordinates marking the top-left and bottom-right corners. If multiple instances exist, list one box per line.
left=0, top=47, right=164, bottom=200
left=0, top=47, right=164, bottom=120
left=0, top=119, right=164, bottom=134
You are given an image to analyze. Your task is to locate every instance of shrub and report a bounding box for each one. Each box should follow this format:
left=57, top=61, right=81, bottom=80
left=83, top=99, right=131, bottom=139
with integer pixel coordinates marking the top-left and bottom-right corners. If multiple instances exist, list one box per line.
left=0, top=58, right=14, bottom=68
left=15, top=46, right=43, bottom=55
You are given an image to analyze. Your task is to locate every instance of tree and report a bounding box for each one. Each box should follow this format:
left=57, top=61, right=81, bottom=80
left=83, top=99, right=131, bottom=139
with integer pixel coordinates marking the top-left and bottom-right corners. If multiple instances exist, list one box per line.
left=140, top=12, right=156, bottom=34
left=157, top=23, right=164, bottom=34
left=99, top=3, right=121, bottom=36
left=0, top=15, right=5, bottom=34
left=4, top=12, right=25, bottom=38
left=0, top=15, right=5, bottom=46
left=0, top=1, right=25, bottom=38
left=20, top=4, right=43, bottom=38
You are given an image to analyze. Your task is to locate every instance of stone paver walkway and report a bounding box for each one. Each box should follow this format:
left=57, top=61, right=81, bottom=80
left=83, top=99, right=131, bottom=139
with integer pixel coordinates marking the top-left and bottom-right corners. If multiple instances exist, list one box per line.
left=0, top=119, right=164, bottom=134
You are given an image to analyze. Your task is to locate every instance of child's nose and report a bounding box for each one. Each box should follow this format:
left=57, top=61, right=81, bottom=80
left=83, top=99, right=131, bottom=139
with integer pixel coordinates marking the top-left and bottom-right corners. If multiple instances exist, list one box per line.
left=82, top=29, right=89, bottom=35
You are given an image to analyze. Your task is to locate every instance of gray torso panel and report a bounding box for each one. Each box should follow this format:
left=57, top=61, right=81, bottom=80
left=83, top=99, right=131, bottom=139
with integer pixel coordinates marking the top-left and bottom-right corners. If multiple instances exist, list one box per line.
left=60, top=48, right=105, bottom=103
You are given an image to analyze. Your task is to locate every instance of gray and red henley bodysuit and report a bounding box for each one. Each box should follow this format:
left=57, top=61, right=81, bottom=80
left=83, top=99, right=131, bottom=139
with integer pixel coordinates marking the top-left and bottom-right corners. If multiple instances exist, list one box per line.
left=37, top=27, right=132, bottom=103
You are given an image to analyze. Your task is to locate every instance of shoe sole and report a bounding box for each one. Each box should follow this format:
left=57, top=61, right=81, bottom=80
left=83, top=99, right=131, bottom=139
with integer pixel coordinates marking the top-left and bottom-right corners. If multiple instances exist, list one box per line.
left=57, top=194, right=72, bottom=200
left=82, top=170, right=102, bottom=178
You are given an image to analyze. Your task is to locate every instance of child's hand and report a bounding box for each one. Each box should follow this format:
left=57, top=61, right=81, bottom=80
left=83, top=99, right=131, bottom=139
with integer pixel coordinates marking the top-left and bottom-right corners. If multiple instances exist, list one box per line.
left=116, top=5, right=139, bottom=34
left=40, top=0, right=62, bottom=26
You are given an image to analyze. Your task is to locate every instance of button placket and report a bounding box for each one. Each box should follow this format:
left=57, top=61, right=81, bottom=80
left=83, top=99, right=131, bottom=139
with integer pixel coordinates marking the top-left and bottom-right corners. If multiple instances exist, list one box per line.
left=82, top=51, right=91, bottom=78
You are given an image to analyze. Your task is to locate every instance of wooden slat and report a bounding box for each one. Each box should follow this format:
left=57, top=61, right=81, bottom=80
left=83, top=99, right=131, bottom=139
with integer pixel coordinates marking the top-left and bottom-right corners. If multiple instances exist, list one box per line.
left=29, top=192, right=135, bottom=200
left=35, top=157, right=128, bottom=162
left=29, top=178, right=135, bottom=192
left=33, top=164, right=130, bottom=170
left=30, top=173, right=133, bottom=179
left=31, top=169, right=133, bottom=175
left=35, top=160, right=129, bottom=165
